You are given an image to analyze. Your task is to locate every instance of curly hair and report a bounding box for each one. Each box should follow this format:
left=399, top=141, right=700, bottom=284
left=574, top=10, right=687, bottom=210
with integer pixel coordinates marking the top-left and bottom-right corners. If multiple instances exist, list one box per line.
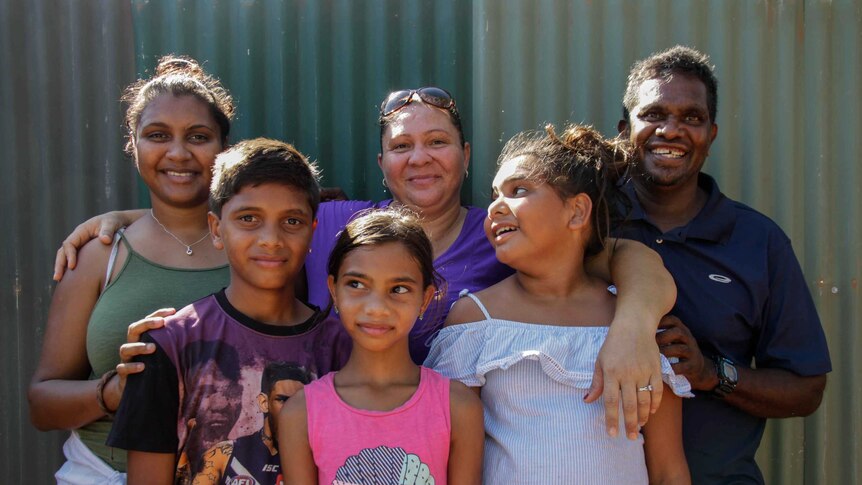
left=496, top=124, right=632, bottom=257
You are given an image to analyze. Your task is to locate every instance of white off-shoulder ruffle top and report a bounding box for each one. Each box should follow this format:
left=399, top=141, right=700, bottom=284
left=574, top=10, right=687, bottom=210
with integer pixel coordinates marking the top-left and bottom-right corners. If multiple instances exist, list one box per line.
left=425, top=292, right=692, bottom=485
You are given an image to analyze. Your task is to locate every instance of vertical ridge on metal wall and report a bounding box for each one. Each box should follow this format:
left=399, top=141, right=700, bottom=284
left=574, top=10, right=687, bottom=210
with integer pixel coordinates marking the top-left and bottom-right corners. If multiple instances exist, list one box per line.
left=2, top=1, right=137, bottom=482
left=129, top=0, right=471, bottom=203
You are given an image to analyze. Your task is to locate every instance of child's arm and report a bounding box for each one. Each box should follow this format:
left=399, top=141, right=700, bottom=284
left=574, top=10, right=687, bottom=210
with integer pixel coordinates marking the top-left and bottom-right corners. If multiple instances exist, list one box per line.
left=642, top=385, right=690, bottom=485
left=106, top=334, right=183, bottom=481
left=127, top=451, right=176, bottom=485
left=279, top=389, right=318, bottom=485
left=448, top=381, right=484, bottom=484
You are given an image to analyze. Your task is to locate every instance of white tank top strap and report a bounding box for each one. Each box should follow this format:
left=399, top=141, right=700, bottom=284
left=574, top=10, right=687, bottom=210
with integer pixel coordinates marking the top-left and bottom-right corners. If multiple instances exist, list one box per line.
left=457, top=288, right=492, bottom=320
left=103, top=227, right=126, bottom=291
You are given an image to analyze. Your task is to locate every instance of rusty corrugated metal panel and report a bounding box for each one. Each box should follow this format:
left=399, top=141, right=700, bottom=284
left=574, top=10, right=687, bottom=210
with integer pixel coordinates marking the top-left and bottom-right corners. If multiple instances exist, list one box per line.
left=7, top=0, right=859, bottom=483
left=1, top=0, right=137, bottom=480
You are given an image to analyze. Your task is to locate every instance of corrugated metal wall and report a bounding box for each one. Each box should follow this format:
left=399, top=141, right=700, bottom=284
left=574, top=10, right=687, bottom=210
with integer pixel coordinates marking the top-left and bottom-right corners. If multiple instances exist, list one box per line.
left=1, top=0, right=138, bottom=482
left=128, top=0, right=475, bottom=204
left=4, top=0, right=859, bottom=483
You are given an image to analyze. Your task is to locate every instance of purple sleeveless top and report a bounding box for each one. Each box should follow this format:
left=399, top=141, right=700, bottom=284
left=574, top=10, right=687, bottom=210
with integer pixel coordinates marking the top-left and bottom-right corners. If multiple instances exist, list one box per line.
left=306, top=200, right=514, bottom=363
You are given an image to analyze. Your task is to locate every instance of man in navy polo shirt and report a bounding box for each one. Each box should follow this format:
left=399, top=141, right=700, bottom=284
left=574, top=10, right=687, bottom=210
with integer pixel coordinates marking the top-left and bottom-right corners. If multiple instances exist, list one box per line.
left=616, top=45, right=831, bottom=484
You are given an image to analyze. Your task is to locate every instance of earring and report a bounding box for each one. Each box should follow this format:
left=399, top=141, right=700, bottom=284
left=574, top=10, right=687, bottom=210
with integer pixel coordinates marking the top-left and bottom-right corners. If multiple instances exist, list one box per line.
left=333, top=306, right=339, bottom=315
left=382, top=178, right=389, bottom=189
left=418, top=311, right=424, bottom=321
left=464, top=169, right=469, bottom=179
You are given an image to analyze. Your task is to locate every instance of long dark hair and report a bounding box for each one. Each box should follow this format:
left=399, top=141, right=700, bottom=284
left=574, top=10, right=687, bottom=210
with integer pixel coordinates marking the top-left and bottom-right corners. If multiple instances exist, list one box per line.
left=327, top=207, right=440, bottom=291
left=122, top=55, right=235, bottom=153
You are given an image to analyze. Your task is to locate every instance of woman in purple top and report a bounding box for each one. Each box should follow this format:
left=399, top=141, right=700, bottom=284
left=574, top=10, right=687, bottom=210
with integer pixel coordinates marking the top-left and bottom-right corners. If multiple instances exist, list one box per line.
left=54, top=86, right=676, bottom=437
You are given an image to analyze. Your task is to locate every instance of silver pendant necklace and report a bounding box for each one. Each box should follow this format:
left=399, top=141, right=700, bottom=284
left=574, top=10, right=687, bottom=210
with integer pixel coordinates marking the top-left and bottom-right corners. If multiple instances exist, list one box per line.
left=150, top=209, right=210, bottom=256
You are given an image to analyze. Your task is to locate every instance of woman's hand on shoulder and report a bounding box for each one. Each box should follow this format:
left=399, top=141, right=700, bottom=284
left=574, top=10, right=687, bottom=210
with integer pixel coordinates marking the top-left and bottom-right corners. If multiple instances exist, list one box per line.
left=54, top=209, right=147, bottom=281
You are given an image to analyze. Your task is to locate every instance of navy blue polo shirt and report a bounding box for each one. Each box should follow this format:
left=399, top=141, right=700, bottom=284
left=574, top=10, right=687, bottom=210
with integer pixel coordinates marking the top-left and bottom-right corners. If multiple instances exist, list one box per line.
left=616, top=173, right=831, bottom=485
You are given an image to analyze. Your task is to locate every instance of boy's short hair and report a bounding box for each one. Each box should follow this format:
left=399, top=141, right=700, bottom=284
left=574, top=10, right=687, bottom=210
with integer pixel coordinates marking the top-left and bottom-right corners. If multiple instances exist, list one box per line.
left=260, top=361, right=312, bottom=394
left=209, top=138, right=321, bottom=217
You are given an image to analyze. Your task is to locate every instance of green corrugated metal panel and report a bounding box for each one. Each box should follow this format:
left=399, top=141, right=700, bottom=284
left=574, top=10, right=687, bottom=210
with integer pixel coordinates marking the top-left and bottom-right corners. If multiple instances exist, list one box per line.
left=1, top=0, right=138, bottom=482
left=7, top=0, right=859, bottom=483
left=471, top=3, right=859, bottom=484
left=129, top=0, right=474, bottom=204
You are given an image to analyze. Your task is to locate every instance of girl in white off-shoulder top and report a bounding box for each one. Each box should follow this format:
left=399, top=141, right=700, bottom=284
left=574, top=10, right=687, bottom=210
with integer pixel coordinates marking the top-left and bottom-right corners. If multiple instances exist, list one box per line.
left=426, top=124, right=692, bottom=485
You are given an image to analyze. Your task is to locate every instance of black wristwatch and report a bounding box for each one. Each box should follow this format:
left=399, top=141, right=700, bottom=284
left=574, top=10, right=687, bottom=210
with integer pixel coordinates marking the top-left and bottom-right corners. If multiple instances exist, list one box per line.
left=711, top=356, right=738, bottom=398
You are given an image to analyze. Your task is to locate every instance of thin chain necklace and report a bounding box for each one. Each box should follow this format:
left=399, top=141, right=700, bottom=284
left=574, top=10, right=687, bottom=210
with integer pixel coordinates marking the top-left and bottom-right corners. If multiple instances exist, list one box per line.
left=150, top=209, right=210, bottom=256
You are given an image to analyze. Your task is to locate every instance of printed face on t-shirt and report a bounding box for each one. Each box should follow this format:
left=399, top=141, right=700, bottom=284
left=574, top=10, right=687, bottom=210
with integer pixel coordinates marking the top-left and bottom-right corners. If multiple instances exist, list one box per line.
left=192, top=363, right=243, bottom=449
left=263, top=378, right=305, bottom=438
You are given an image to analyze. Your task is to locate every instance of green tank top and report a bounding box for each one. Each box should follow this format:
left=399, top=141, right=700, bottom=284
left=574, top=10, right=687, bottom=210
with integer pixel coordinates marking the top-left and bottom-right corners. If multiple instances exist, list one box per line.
left=78, top=233, right=230, bottom=471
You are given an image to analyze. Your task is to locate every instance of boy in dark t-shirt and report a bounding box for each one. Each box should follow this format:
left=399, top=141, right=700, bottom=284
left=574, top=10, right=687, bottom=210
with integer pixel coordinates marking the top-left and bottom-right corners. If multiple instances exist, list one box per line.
left=108, top=138, right=350, bottom=484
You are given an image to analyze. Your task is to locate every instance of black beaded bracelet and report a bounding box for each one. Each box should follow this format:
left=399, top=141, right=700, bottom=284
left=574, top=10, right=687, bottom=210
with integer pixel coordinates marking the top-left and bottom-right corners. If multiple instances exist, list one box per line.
left=96, top=369, right=118, bottom=417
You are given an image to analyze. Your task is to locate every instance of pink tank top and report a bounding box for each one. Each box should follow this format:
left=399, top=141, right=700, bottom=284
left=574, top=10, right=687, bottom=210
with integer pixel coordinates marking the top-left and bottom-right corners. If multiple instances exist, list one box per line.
left=305, top=366, right=451, bottom=485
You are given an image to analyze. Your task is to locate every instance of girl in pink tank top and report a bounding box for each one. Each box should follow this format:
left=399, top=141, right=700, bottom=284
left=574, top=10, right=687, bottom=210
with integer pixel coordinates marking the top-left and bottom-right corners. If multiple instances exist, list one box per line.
left=278, top=208, right=484, bottom=485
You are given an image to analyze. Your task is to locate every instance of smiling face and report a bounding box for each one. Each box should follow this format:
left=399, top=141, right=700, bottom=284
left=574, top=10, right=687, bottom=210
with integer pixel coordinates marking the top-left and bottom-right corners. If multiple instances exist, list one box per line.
left=328, top=243, right=435, bottom=354
left=485, top=156, right=578, bottom=269
left=209, top=182, right=315, bottom=295
left=133, top=94, right=223, bottom=208
left=378, top=103, right=470, bottom=215
left=624, top=74, right=718, bottom=190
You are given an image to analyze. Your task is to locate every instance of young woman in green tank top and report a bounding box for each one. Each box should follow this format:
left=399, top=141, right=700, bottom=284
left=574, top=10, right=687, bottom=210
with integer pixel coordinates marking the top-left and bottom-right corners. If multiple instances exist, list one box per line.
left=29, top=55, right=234, bottom=482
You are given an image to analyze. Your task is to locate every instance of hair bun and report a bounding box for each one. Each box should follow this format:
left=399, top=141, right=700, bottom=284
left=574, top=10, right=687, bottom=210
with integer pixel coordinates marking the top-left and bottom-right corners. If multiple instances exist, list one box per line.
left=553, top=124, right=603, bottom=153
left=155, top=55, right=205, bottom=78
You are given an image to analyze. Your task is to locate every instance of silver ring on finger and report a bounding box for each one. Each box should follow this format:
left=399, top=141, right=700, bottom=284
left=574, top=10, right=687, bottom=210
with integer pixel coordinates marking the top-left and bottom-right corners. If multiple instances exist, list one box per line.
left=637, top=384, right=654, bottom=392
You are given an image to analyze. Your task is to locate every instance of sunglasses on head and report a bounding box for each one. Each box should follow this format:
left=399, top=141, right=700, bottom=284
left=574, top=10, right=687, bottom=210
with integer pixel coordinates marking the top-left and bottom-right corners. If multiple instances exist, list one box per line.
left=380, top=86, right=457, bottom=117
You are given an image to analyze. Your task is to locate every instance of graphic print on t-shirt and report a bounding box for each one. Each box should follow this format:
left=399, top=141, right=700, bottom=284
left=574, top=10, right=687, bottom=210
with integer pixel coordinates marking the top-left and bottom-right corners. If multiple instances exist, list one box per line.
left=188, top=361, right=314, bottom=485
left=106, top=293, right=350, bottom=485
left=332, top=445, right=435, bottom=485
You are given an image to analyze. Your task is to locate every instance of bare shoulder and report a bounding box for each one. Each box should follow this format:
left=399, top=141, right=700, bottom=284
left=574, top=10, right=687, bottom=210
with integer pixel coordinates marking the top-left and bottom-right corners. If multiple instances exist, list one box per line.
left=64, top=235, right=115, bottom=284
left=281, top=388, right=308, bottom=422
left=445, top=278, right=516, bottom=327
left=445, top=297, right=486, bottom=327
left=449, top=380, right=482, bottom=414
left=278, top=388, right=310, bottom=449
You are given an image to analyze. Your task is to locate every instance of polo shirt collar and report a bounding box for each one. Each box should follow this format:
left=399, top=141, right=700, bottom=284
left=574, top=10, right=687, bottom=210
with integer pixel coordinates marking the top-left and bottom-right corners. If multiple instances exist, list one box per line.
left=623, top=173, right=736, bottom=244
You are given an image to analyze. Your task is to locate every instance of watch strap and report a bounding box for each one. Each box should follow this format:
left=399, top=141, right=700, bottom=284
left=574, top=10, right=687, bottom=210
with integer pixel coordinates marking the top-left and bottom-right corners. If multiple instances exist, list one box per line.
left=712, top=356, right=737, bottom=398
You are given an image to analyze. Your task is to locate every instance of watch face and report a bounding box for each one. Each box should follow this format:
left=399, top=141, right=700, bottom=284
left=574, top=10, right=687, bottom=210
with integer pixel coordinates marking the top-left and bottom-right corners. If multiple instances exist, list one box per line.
left=721, top=360, right=738, bottom=382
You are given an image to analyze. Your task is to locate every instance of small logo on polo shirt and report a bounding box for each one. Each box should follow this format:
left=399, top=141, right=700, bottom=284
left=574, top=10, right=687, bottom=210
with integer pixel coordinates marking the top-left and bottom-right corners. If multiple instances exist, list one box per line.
left=709, top=274, right=732, bottom=283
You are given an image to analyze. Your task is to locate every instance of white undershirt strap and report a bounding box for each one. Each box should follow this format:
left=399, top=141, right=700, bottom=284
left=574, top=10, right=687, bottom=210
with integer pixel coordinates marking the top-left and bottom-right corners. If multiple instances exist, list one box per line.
left=103, top=228, right=126, bottom=292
